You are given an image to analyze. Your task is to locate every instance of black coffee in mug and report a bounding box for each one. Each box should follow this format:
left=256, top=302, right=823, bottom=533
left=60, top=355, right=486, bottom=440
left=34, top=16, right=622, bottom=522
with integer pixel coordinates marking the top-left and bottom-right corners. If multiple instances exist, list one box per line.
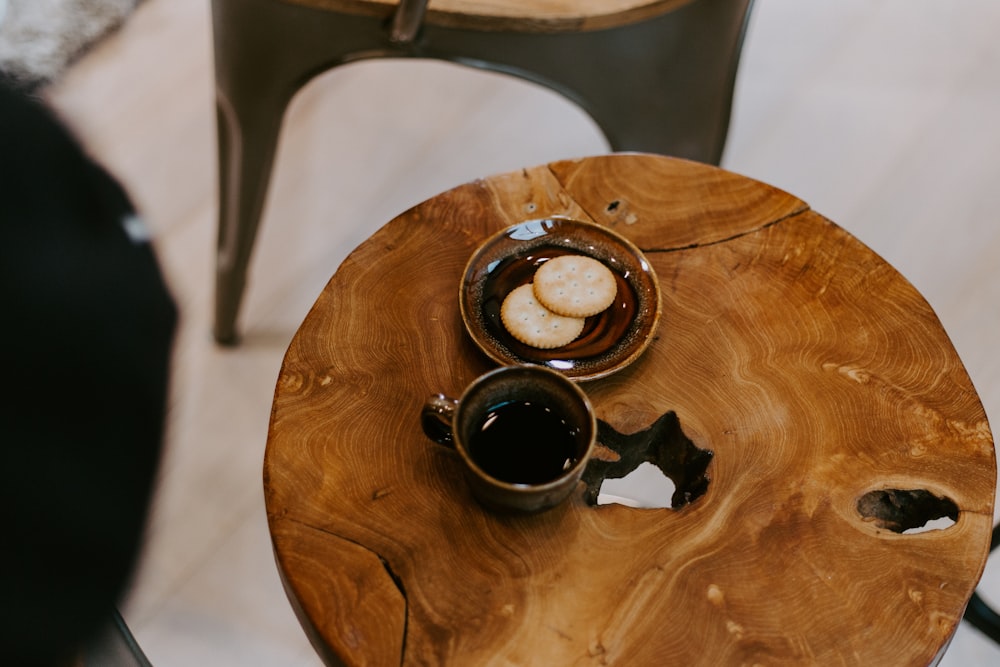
left=422, top=364, right=596, bottom=513
left=467, top=400, right=581, bottom=485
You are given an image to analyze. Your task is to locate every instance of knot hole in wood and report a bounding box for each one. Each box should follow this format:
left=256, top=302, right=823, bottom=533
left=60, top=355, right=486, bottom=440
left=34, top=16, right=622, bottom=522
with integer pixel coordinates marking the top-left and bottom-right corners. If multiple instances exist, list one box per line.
left=856, top=488, right=959, bottom=534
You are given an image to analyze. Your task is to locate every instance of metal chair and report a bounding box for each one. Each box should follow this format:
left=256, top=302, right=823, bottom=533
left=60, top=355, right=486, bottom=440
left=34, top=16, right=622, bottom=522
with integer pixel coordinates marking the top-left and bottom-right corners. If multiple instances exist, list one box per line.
left=210, top=0, right=756, bottom=343
left=81, top=608, right=153, bottom=667
left=964, top=522, right=1000, bottom=643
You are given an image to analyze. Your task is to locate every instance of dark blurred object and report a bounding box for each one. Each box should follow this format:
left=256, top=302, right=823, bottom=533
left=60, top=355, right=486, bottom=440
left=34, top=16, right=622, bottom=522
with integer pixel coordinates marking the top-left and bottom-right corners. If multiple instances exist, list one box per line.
left=0, top=74, right=175, bottom=666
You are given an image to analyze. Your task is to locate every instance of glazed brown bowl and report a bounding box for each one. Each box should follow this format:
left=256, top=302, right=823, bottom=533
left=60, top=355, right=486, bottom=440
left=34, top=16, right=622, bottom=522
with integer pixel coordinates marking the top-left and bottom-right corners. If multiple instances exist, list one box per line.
left=460, top=218, right=661, bottom=382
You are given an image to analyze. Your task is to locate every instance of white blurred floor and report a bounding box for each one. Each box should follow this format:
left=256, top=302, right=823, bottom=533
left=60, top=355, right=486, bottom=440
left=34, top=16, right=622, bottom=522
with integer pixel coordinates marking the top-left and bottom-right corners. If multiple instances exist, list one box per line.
left=41, top=0, right=1000, bottom=664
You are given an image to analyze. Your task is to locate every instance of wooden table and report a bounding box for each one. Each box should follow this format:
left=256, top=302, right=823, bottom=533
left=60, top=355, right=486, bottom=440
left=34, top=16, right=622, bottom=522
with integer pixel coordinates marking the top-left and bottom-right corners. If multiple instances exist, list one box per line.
left=264, top=153, right=996, bottom=666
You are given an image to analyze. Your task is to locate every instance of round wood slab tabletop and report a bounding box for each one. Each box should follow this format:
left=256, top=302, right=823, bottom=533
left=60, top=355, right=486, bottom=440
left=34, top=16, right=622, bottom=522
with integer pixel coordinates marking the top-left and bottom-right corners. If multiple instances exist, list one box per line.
left=264, top=153, right=996, bottom=666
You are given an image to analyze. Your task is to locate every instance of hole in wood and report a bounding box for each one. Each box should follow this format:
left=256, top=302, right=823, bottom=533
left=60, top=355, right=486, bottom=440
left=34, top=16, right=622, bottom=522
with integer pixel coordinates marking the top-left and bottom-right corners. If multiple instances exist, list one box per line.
left=902, top=515, right=957, bottom=534
left=582, top=411, right=712, bottom=509
left=856, top=489, right=959, bottom=534
left=597, top=462, right=677, bottom=508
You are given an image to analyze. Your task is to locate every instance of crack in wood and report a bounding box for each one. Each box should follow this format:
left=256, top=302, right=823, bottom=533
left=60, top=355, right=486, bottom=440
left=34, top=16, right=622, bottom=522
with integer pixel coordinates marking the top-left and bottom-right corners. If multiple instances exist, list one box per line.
left=378, top=555, right=409, bottom=666
left=282, top=518, right=409, bottom=665
left=640, top=206, right=811, bottom=254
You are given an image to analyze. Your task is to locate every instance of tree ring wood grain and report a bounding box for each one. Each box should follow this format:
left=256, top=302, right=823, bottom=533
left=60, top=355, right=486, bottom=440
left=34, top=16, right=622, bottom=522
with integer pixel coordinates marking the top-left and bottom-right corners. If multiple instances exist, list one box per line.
left=265, top=154, right=995, bottom=666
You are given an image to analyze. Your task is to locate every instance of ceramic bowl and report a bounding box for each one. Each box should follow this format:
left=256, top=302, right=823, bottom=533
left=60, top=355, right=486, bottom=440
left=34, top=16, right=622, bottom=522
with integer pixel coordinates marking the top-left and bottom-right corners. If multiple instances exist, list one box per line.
left=460, top=218, right=661, bottom=381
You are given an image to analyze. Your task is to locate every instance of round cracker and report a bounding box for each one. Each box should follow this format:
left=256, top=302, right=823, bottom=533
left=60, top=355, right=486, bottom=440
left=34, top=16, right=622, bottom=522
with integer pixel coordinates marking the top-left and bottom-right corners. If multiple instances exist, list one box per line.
left=533, top=254, right=617, bottom=317
left=500, top=283, right=585, bottom=349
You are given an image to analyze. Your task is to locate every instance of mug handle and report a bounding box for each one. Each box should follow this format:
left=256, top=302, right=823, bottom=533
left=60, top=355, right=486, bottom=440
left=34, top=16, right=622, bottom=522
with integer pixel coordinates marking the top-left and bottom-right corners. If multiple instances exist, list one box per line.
left=421, top=394, right=458, bottom=447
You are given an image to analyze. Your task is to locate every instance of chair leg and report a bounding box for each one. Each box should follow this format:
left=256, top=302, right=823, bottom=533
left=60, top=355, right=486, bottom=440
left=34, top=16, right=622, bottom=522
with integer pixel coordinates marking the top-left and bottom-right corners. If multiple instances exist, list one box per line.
left=210, top=0, right=390, bottom=343
left=965, top=590, right=1000, bottom=644
left=963, top=522, right=1000, bottom=643
left=584, top=0, right=754, bottom=163
left=211, top=0, right=293, bottom=344
left=213, top=90, right=287, bottom=345
left=420, top=0, right=754, bottom=164
left=81, top=608, right=153, bottom=667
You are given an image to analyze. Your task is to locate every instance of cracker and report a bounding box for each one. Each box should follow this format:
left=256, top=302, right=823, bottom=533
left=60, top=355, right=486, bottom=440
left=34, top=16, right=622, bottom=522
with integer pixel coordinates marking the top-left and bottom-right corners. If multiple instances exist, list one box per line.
left=500, top=283, right=585, bottom=349
left=533, top=254, right=617, bottom=318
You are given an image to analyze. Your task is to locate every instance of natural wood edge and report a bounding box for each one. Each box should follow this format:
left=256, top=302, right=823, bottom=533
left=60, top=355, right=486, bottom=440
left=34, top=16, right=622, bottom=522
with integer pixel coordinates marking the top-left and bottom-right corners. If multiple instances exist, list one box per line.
left=269, top=517, right=407, bottom=667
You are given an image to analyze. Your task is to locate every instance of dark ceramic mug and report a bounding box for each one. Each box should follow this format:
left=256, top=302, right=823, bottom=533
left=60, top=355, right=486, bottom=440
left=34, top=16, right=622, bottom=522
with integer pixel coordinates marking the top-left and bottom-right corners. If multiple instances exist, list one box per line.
left=421, top=365, right=596, bottom=513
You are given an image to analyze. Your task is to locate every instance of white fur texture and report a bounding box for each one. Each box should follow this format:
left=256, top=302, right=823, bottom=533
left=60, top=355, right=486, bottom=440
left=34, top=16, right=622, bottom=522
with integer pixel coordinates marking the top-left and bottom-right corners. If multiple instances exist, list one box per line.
left=0, top=0, right=137, bottom=84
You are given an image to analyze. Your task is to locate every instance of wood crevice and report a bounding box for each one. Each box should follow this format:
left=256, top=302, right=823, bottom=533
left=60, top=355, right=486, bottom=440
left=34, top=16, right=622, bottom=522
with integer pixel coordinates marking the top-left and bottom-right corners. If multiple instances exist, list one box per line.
left=639, top=204, right=812, bottom=254
left=279, top=516, right=410, bottom=664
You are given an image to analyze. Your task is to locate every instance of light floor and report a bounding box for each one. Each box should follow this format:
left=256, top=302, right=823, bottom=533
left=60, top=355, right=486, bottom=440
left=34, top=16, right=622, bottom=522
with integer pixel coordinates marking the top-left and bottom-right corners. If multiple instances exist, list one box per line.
left=42, top=0, right=1000, bottom=664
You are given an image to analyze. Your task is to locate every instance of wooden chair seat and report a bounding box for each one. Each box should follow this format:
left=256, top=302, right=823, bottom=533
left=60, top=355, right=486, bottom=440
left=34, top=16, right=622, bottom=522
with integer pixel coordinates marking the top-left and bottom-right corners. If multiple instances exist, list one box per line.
left=279, top=0, right=695, bottom=32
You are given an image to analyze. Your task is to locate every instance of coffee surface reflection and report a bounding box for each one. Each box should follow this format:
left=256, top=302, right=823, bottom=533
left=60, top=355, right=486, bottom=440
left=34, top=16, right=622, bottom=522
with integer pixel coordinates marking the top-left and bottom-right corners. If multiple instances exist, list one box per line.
left=469, top=400, right=580, bottom=485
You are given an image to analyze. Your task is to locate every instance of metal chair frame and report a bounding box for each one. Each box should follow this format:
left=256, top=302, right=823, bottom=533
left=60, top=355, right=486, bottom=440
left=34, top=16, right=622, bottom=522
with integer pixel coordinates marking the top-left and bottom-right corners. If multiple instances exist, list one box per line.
left=211, top=0, right=755, bottom=342
left=81, top=608, right=153, bottom=667
left=964, top=523, right=1000, bottom=643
